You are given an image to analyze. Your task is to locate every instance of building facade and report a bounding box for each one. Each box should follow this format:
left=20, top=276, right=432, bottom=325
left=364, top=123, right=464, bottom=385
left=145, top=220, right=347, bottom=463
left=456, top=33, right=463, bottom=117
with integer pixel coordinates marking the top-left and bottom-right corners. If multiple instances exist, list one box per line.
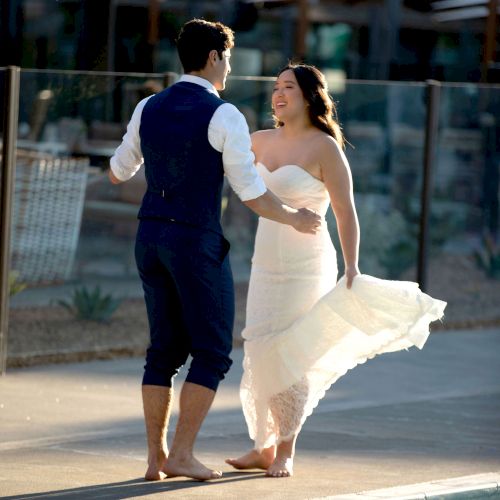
left=1, top=0, right=498, bottom=82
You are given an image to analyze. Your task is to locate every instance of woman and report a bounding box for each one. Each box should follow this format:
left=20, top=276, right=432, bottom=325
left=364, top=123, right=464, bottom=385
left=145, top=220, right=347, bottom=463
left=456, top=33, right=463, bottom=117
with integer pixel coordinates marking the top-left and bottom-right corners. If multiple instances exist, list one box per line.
left=225, top=64, right=446, bottom=477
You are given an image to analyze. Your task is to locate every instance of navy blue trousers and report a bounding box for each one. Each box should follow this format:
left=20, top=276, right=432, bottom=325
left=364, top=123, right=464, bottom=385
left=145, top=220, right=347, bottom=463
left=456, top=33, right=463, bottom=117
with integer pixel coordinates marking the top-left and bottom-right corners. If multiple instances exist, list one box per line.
left=135, top=219, right=234, bottom=391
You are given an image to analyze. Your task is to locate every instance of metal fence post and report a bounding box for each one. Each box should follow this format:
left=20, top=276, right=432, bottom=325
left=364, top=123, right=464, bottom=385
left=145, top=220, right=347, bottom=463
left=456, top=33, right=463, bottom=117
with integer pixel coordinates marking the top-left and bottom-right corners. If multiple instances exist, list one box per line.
left=0, top=66, right=21, bottom=376
left=417, top=80, right=441, bottom=292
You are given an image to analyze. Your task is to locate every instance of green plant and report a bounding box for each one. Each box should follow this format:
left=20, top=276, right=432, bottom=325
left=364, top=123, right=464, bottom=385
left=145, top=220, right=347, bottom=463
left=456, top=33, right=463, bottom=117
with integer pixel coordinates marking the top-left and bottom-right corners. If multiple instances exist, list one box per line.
left=9, top=271, right=26, bottom=297
left=475, top=234, right=500, bottom=279
left=58, top=285, right=122, bottom=322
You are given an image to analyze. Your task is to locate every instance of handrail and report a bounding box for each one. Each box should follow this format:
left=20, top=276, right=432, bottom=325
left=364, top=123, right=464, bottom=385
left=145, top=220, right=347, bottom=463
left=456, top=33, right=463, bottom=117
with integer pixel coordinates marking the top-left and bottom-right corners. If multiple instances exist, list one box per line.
left=1, top=67, right=499, bottom=88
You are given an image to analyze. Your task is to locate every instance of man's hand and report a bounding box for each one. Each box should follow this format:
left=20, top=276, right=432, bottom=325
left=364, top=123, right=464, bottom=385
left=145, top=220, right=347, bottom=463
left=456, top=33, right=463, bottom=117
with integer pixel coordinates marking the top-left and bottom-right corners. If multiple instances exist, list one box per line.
left=345, top=266, right=359, bottom=289
left=243, top=191, right=322, bottom=233
left=290, top=207, right=322, bottom=235
left=108, top=168, right=123, bottom=185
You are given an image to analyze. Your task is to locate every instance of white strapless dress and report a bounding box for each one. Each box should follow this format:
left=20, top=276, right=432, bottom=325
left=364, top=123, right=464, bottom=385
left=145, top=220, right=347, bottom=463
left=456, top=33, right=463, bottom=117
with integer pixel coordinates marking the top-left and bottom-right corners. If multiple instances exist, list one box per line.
left=240, top=163, right=447, bottom=451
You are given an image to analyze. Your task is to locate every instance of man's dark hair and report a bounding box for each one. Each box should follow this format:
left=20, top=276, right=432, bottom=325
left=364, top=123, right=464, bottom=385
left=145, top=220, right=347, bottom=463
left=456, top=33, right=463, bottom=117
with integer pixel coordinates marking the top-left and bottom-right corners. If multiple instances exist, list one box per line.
left=176, top=19, right=234, bottom=73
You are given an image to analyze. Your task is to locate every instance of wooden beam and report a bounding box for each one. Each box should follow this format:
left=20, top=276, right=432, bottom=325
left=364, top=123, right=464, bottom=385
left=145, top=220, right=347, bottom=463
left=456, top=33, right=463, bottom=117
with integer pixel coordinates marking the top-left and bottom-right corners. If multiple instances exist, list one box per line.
left=295, top=0, right=309, bottom=61
left=147, top=0, right=160, bottom=46
left=482, top=0, right=499, bottom=81
left=433, top=6, right=488, bottom=21
left=432, top=0, right=487, bottom=9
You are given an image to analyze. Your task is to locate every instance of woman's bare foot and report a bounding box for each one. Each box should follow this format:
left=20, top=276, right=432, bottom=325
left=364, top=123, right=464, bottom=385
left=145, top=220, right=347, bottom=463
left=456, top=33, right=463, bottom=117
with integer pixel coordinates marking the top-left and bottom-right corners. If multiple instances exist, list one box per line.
left=266, top=456, right=294, bottom=477
left=225, top=446, right=276, bottom=470
left=163, top=453, right=222, bottom=481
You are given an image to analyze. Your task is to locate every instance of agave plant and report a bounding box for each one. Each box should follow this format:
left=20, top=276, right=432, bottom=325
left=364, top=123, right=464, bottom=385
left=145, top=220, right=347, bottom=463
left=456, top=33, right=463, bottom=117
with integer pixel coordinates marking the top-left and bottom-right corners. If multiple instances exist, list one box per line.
left=58, top=285, right=122, bottom=322
left=475, top=233, right=500, bottom=279
left=9, top=271, right=26, bottom=297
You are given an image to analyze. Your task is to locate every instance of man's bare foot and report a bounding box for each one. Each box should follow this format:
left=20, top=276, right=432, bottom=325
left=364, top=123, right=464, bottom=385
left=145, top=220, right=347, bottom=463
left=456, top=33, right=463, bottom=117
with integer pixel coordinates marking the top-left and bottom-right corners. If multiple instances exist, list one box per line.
left=164, top=453, right=222, bottom=481
left=225, top=447, right=275, bottom=470
left=266, top=456, right=294, bottom=478
left=145, top=449, right=169, bottom=481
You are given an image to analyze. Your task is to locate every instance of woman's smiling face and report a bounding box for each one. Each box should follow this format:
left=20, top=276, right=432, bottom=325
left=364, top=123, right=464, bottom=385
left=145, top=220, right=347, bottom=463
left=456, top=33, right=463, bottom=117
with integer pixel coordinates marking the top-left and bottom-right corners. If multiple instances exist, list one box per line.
left=272, top=69, right=307, bottom=122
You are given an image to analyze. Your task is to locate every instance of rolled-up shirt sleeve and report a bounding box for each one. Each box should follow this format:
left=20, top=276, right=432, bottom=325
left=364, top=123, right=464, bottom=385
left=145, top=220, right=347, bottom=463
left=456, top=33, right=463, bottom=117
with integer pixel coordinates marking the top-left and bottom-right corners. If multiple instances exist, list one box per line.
left=110, top=96, right=151, bottom=181
left=208, top=103, right=267, bottom=201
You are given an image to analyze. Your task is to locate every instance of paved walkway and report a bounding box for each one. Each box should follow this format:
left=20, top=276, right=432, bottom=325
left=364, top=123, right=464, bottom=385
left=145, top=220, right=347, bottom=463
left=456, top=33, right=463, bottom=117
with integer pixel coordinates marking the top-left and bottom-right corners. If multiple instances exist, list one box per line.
left=1, top=328, right=499, bottom=499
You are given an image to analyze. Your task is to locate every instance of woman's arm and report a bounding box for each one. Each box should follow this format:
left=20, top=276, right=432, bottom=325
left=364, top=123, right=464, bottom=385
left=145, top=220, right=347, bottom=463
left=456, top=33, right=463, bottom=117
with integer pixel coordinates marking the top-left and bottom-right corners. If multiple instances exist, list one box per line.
left=320, top=136, right=360, bottom=288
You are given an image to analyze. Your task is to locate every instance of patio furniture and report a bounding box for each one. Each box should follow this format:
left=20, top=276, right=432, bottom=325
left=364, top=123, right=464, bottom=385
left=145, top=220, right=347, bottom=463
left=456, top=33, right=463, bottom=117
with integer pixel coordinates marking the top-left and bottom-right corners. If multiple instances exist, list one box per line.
left=11, top=150, right=89, bottom=285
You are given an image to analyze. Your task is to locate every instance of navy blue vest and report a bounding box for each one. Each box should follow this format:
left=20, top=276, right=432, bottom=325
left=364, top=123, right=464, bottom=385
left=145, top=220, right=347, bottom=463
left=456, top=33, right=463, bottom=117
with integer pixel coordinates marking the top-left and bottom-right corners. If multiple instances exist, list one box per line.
left=138, top=82, right=226, bottom=234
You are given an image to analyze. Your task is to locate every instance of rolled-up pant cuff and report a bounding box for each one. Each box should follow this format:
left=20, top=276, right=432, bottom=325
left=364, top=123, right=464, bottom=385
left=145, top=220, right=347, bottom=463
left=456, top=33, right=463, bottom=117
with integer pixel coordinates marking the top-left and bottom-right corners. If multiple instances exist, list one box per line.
left=185, top=356, right=232, bottom=392
left=142, top=365, right=176, bottom=387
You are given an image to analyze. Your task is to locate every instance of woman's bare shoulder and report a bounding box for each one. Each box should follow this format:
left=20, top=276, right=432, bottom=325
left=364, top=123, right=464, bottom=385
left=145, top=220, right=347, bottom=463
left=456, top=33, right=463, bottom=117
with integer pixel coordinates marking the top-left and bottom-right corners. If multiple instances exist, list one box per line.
left=314, top=133, right=343, bottom=160
left=251, top=128, right=278, bottom=143
left=251, top=128, right=278, bottom=156
left=314, top=134, right=350, bottom=177
left=315, top=133, right=342, bottom=153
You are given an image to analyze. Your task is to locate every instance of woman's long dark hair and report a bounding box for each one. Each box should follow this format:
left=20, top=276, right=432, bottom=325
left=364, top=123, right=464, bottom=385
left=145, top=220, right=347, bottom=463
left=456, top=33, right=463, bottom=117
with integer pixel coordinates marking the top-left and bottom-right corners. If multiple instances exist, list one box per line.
left=273, top=64, right=344, bottom=149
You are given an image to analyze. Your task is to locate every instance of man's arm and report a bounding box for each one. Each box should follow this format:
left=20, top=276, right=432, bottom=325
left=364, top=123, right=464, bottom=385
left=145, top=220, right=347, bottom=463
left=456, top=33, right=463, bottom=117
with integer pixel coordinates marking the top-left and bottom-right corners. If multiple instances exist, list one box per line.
left=243, top=191, right=321, bottom=235
left=108, top=97, right=150, bottom=184
left=209, top=103, right=321, bottom=234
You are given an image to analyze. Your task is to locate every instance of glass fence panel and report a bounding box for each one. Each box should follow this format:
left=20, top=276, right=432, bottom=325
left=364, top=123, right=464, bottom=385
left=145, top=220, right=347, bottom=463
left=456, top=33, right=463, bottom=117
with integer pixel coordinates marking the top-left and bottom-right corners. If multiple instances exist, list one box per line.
left=8, top=70, right=169, bottom=366
left=224, top=76, right=276, bottom=131
left=336, top=81, right=427, bottom=280
left=220, top=76, right=276, bottom=282
left=17, top=70, right=167, bottom=166
left=428, top=83, right=500, bottom=327
left=224, top=78, right=428, bottom=282
left=5, top=69, right=498, bottom=369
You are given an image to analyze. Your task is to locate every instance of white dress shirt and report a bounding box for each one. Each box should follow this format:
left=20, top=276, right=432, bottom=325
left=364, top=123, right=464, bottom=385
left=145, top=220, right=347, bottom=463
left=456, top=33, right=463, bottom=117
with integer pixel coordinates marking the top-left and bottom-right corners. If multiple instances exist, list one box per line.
left=110, top=74, right=267, bottom=202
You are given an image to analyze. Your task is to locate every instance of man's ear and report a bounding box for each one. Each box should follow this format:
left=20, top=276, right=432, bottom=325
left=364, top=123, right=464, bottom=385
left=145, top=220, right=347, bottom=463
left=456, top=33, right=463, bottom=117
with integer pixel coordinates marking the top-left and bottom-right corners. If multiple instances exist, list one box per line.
left=208, top=49, right=219, bottom=66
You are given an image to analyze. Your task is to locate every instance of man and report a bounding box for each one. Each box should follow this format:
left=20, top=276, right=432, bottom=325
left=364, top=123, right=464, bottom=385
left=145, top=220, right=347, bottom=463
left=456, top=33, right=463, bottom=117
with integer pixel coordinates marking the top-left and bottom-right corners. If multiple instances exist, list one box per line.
left=109, top=19, right=321, bottom=481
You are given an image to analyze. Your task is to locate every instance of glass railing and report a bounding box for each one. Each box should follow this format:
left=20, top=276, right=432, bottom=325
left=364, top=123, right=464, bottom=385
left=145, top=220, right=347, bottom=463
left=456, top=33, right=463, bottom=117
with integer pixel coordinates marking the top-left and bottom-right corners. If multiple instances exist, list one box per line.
left=335, top=81, right=427, bottom=279
left=2, top=69, right=499, bottom=367
left=427, top=83, right=500, bottom=328
left=11, top=70, right=171, bottom=289
left=6, top=70, right=172, bottom=364
left=223, top=76, right=276, bottom=131
left=17, top=69, right=169, bottom=164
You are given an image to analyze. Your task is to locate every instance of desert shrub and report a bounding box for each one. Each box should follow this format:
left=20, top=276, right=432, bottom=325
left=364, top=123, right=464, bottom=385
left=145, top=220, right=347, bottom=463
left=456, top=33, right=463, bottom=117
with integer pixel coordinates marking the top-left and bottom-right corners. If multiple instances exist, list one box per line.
left=475, top=233, right=500, bottom=279
left=9, top=271, right=26, bottom=297
left=58, top=285, right=121, bottom=322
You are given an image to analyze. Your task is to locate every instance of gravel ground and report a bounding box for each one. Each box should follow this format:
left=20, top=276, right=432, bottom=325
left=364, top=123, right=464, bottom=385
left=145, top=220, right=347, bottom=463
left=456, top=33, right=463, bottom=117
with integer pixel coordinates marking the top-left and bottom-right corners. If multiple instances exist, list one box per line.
left=403, top=254, right=500, bottom=330
left=6, top=254, right=500, bottom=368
left=6, top=282, right=249, bottom=368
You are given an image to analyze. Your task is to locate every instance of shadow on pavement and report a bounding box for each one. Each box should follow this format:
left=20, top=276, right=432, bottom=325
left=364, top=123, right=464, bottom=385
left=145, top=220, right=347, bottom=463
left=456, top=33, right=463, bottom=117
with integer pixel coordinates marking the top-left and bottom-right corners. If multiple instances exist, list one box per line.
left=2, top=471, right=264, bottom=499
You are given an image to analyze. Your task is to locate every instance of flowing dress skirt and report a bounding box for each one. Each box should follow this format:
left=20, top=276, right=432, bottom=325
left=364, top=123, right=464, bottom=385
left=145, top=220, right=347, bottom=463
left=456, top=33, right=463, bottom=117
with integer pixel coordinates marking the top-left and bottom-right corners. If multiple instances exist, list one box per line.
left=240, top=217, right=446, bottom=451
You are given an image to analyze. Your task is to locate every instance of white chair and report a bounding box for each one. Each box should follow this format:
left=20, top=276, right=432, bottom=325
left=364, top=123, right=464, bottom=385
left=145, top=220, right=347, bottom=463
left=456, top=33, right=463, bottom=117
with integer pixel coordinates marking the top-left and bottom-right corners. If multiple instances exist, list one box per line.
left=11, top=150, right=89, bottom=285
